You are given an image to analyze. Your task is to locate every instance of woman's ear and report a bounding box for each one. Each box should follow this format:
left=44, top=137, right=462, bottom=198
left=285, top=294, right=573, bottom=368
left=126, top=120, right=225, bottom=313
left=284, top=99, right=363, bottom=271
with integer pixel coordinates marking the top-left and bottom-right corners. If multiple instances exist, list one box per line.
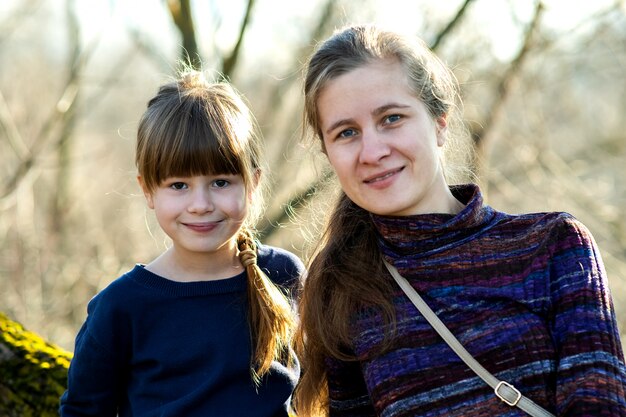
left=253, top=168, right=261, bottom=188
left=320, top=139, right=328, bottom=156
left=435, top=113, right=448, bottom=147
left=137, top=175, right=154, bottom=209
left=247, top=169, right=261, bottom=200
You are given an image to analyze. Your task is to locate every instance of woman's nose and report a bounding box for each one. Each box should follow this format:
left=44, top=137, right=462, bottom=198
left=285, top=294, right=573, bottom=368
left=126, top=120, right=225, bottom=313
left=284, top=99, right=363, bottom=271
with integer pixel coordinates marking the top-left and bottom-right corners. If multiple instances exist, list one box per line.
left=358, top=131, right=391, bottom=164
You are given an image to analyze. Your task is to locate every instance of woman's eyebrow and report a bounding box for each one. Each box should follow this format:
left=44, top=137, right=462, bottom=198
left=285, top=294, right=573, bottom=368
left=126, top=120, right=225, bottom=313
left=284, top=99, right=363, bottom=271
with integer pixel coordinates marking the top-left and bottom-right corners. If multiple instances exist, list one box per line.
left=325, top=118, right=355, bottom=135
left=372, top=103, right=410, bottom=116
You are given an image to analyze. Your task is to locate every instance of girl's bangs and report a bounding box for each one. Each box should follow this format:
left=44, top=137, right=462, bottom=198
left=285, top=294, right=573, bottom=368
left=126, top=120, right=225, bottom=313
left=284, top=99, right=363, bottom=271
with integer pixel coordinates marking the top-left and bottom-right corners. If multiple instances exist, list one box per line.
left=158, top=105, right=242, bottom=182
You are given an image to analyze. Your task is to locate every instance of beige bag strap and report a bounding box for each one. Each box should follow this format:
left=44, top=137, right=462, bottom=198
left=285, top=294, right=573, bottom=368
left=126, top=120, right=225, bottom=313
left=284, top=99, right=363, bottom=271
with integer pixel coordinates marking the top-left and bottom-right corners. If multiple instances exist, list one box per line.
left=383, top=260, right=555, bottom=417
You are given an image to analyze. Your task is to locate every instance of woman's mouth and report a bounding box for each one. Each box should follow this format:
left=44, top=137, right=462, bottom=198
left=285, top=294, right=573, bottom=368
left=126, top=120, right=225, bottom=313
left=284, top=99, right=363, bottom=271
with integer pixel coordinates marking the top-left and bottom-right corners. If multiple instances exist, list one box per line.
left=364, top=167, right=403, bottom=184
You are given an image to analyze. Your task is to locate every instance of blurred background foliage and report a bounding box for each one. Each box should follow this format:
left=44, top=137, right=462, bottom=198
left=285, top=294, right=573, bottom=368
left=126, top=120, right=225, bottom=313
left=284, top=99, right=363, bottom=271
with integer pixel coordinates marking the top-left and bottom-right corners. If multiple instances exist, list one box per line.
left=1, top=0, right=625, bottom=351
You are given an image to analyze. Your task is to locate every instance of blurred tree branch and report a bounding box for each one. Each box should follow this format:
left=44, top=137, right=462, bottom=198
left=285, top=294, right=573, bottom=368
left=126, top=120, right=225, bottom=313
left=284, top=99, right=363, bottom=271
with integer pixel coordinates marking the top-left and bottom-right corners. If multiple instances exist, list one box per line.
left=0, top=11, right=103, bottom=203
left=0, top=1, right=44, bottom=167
left=429, top=0, right=475, bottom=51
left=0, top=0, right=44, bottom=47
left=127, top=28, right=174, bottom=73
left=166, top=0, right=256, bottom=77
left=261, top=0, right=338, bottom=120
left=167, top=0, right=201, bottom=69
left=0, top=80, right=80, bottom=201
left=472, top=1, right=545, bottom=187
left=50, top=0, right=81, bottom=237
left=259, top=168, right=334, bottom=240
left=0, top=90, right=30, bottom=162
left=222, top=0, right=257, bottom=78
left=548, top=0, right=625, bottom=52
left=258, top=0, right=339, bottom=239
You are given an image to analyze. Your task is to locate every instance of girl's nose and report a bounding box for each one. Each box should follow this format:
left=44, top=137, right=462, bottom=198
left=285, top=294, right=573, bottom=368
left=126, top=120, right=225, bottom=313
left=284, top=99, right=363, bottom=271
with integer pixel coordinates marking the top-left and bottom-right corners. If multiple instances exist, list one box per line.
left=358, top=131, right=391, bottom=164
left=187, top=189, right=214, bottom=213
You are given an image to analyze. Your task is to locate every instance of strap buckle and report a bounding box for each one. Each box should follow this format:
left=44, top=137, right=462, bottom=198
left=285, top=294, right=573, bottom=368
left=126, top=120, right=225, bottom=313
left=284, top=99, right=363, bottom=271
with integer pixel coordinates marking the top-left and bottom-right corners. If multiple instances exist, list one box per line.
left=495, top=381, right=521, bottom=406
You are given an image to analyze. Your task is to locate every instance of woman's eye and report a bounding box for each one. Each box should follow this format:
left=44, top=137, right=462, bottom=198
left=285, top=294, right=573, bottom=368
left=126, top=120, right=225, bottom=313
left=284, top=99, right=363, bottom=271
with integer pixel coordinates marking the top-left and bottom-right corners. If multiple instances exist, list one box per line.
left=384, top=114, right=401, bottom=124
left=213, top=179, right=230, bottom=188
left=338, top=128, right=357, bottom=139
left=170, top=182, right=187, bottom=190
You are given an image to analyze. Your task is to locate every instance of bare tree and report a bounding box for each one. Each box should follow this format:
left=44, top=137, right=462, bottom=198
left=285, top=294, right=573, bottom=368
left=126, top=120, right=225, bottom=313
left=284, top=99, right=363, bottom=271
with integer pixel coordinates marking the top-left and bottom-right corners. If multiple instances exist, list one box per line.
left=429, top=0, right=475, bottom=51
left=222, top=0, right=257, bottom=77
left=167, top=0, right=201, bottom=69
left=472, top=1, right=545, bottom=190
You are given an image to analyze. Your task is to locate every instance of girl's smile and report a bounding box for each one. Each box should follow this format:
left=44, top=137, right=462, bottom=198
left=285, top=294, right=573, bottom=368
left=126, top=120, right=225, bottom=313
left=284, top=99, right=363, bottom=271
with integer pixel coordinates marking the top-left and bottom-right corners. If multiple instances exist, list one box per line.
left=182, top=221, right=221, bottom=233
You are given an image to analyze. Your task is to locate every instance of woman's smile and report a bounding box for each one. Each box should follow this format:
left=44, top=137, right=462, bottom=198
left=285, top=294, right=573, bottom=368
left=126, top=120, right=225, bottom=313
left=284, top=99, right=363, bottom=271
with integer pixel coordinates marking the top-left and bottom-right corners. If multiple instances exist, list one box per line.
left=363, top=167, right=404, bottom=185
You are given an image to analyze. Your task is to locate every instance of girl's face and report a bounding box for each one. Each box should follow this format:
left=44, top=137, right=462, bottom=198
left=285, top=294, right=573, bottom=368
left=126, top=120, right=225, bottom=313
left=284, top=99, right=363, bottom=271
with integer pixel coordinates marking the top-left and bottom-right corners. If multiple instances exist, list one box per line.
left=317, top=59, right=451, bottom=216
left=141, top=174, right=249, bottom=264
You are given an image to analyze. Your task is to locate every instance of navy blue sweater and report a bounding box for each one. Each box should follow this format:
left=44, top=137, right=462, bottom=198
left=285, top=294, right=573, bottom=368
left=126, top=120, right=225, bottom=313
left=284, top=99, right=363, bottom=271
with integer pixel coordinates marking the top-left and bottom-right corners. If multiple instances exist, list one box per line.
left=60, top=244, right=305, bottom=417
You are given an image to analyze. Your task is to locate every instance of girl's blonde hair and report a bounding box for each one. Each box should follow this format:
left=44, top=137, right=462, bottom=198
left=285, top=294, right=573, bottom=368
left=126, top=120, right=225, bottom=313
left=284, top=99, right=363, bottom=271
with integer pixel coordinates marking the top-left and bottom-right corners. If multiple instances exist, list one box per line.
left=136, top=70, right=295, bottom=382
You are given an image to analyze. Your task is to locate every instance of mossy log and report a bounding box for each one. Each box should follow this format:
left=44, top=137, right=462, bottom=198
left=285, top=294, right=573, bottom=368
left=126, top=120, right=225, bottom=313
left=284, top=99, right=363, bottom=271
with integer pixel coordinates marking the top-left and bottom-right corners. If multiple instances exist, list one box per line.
left=0, top=312, right=72, bottom=417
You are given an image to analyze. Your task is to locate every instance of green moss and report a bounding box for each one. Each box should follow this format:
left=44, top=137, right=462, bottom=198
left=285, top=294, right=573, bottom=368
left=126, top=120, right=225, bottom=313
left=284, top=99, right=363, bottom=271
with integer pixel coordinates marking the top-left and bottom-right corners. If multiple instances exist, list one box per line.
left=0, top=312, right=73, bottom=416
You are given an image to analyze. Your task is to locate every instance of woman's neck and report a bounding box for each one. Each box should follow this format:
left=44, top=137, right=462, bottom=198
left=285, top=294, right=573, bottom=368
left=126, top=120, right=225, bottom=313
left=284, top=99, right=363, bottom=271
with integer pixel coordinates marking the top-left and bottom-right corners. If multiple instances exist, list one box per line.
left=414, top=177, right=466, bottom=216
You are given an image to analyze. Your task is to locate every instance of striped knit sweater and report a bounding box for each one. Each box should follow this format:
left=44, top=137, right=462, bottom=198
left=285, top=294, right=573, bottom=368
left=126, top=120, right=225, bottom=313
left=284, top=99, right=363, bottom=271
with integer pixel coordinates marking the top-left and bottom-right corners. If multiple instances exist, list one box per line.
left=325, top=184, right=626, bottom=417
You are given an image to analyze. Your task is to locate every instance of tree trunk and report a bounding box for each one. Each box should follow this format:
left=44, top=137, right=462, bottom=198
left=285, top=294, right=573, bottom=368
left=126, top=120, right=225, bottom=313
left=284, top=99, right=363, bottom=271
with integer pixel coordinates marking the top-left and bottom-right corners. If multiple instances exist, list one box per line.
left=0, top=312, right=72, bottom=417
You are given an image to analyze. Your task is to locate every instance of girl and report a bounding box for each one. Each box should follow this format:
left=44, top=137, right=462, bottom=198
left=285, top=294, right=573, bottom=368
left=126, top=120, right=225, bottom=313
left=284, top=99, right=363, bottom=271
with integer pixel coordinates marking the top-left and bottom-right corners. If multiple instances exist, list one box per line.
left=60, top=71, right=304, bottom=416
left=294, top=25, right=626, bottom=416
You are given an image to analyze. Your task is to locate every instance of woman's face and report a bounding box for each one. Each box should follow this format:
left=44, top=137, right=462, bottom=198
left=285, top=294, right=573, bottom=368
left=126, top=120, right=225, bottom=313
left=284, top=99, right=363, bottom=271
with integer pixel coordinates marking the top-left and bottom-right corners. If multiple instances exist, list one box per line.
left=317, top=59, right=451, bottom=216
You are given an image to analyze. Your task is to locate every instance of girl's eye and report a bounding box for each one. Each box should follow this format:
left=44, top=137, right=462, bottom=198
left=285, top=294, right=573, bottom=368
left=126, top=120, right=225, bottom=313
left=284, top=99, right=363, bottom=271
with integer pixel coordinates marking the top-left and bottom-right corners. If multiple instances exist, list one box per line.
left=213, top=179, right=230, bottom=188
left=170, top=182, right=187, bottom=190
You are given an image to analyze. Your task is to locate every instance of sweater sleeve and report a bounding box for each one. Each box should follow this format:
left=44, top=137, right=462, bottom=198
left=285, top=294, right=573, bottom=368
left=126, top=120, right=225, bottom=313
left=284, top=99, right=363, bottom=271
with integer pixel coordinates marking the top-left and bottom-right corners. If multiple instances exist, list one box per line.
left=59, top=326, right=121, bottom=416
left=257, top=243, right=306, bottom=303
left=326, top=356, right=376, bottom=417
left=60, top=290, right=128, bottom=416
left=548, top=215, right=626, bottom=416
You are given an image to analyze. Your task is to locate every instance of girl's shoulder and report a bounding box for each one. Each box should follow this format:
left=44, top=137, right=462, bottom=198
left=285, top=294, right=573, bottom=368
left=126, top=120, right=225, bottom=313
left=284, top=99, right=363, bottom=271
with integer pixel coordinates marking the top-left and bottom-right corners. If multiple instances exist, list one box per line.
left=85, top=265, right=153, bottom=314
left=256, top=243, right=306, bottom=287
left=77, top=266, right=147, bottom=349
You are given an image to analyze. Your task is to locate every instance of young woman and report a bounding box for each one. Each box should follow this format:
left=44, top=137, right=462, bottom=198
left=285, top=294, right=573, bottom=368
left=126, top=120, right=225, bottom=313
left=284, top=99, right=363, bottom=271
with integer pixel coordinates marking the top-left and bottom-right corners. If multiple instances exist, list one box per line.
left=294, top=24, right=626, bottom=416
left=60, top=70, right=304, bottom=416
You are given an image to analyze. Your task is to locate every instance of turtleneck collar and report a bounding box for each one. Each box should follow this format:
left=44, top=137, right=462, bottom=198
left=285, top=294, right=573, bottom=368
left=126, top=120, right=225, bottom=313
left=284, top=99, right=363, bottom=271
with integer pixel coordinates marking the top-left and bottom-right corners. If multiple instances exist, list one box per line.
left=372, top=184, right=503, bottom=266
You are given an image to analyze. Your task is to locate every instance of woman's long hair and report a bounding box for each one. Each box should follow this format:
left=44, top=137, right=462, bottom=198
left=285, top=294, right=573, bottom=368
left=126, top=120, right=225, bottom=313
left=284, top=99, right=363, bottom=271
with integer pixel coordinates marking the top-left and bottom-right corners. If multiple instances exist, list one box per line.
left=294, top=25, right=472, bottom=416
left=294, top=193, right=393, bottom=415
left=136, top=70, right=295, bottom=383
